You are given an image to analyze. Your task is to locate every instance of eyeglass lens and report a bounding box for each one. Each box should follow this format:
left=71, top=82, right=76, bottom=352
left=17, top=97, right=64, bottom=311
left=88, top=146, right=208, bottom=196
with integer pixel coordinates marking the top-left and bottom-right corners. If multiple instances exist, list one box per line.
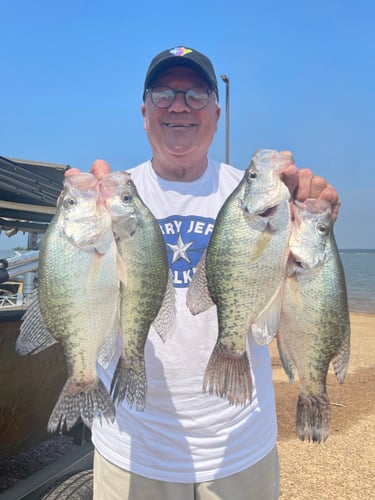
left=149, top=87, right=211, bottom=110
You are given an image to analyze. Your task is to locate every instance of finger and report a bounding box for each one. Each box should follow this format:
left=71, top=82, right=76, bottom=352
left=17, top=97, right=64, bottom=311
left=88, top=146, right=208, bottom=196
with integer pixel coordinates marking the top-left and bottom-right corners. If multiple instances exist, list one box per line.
left=91, top=159, right=111, bottom=180
left=293, top=168, right=316, bottom=202
left=331, top=200, right=341, bottom=221
left=295, top=168, right=330, bottom=201
left=65, top=167, right=82, bottom=177
left=59, top=168, right=82, bottom=205
left=280, top=163, right=299, bottom=196
left=279, top=149, right=294, bottom=161
left=318, top=184, right=341, bottom=221
left=310, top=175, right=328, bottom=199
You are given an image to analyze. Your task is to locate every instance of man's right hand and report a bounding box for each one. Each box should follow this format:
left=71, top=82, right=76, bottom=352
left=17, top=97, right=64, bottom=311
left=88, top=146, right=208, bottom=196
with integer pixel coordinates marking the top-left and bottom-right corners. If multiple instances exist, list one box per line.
left=64, top=159, right=112, bottom=180
left=90, top=159, right=111, bottom=180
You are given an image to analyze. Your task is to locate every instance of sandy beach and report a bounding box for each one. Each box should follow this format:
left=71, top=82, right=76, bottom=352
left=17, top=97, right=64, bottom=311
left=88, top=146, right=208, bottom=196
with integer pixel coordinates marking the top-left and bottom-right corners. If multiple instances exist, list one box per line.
left=271, top=312, right=375, bottom=499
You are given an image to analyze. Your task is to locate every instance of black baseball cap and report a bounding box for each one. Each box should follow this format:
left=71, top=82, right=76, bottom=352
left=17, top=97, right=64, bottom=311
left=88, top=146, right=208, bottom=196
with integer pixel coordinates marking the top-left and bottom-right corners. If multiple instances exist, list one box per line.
left=143, top=46, right=218, bottom=100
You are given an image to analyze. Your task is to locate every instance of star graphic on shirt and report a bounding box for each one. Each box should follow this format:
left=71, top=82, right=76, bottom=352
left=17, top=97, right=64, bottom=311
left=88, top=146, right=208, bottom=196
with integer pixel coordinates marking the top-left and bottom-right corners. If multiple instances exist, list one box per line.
left=167, top=233, right=194, bottom=264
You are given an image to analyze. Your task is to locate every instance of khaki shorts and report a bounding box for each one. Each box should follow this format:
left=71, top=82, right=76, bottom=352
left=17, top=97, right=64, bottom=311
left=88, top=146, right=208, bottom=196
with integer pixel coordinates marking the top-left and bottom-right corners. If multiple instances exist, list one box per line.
left=93, top=446, right=280, bottom=500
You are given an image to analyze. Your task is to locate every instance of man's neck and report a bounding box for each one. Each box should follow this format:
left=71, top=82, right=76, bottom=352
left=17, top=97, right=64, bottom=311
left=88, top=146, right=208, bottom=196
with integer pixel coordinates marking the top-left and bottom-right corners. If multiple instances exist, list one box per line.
left=151, top=157, right=208, bottom=182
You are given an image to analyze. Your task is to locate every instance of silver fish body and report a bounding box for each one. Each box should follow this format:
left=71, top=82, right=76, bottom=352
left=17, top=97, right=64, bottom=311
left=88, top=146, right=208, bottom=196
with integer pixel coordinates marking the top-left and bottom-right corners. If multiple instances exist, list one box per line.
left=17, top=173, right=120, bottom=432
left=100, top=171, right=175, bottom=411
left=187, top=149, right=292, bottom=406
left=277, top=198, right=350, bottom=442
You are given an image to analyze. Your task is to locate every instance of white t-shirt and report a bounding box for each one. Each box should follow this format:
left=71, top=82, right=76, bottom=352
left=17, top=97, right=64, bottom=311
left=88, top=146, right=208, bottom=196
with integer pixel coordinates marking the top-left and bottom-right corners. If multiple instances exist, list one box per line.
left=91, top=159, right=277, bottom=483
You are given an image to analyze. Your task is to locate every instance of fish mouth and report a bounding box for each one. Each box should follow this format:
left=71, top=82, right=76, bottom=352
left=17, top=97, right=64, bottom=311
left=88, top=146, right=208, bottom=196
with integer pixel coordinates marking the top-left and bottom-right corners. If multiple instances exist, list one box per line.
left=286, top=253, right=311, bottom=275
left=289, top=253, right=318, bottom=271
left=257, top=205, right=277, bottom=217
left=287, top=249, right=308, bottom=268
left=293, top=258, right=308, bottom=269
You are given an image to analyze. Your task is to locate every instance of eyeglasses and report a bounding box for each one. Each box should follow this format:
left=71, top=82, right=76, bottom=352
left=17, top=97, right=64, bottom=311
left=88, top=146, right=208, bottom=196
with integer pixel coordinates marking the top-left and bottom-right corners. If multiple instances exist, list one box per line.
left=146, top=86, right=213, bottom=110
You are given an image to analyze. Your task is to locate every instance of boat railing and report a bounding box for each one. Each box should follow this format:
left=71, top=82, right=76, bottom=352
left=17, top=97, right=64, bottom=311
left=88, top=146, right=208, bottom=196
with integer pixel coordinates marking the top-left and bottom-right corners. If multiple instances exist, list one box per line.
left=0, top=250, right=39, bottom=309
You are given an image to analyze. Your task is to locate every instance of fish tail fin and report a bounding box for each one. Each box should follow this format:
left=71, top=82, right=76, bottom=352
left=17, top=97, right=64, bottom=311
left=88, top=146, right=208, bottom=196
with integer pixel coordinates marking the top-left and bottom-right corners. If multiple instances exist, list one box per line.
left=296, top=393, right=331, bottom=443
left=110, top=358, right=147, bottom=411
left=48, top=378, right=115, bottom=433
left=332, top=333, right=350, bottom=384
left=203, top=342, right=252, bottom=406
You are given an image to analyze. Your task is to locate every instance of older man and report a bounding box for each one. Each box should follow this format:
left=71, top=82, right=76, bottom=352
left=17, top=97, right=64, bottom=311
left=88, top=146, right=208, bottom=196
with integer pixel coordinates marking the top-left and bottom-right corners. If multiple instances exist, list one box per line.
left=91, top=46, right=340, bottom=499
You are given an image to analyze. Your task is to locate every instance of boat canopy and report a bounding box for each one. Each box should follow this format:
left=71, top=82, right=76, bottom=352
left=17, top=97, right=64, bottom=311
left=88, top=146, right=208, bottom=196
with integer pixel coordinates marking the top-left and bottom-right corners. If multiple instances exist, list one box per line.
left=0, top=156, right=70, bottom=233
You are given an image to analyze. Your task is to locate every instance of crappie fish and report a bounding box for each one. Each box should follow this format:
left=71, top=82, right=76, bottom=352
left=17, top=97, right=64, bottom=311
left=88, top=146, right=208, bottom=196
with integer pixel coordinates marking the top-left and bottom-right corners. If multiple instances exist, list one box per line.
left=277, top=198, right=350, bottom=442
left=17, top=173, right=120, bottom=432
left=187, top=149, right=292, bottom=406
left=100, top=171, right=175, bottom=411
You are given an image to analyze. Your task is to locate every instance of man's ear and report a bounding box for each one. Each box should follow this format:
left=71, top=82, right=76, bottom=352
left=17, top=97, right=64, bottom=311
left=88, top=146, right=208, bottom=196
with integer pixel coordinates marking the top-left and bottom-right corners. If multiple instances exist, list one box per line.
left=141, top=103, right=147, bottom=131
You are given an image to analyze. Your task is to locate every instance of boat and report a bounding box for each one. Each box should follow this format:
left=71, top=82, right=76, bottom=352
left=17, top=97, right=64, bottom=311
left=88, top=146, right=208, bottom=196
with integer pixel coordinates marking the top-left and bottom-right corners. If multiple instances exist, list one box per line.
left=0, top=157, right=95, bottom=498
left=1, top=156, right=74, bottom=458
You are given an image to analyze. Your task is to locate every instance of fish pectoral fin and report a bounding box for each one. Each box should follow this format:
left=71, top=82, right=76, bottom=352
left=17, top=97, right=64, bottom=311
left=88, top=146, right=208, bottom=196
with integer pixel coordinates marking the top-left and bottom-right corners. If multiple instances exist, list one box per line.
left=251, top=225, right=274, bottom=260
left=186, top=251, right=215, bottom=315
left=17, top=292, right=58, bottom=355
left=116, top=252, right=128, bottom=286
left=152, top=275, right=176, bottom=342
left=86, top=251, right=106, bottom=289
left=251, top=286, right=283, bottom=345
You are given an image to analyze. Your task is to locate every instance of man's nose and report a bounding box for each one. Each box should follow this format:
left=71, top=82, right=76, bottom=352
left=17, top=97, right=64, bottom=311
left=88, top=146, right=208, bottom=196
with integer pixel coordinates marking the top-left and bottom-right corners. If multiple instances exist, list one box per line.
left=169, top=92, right=190, bottom=112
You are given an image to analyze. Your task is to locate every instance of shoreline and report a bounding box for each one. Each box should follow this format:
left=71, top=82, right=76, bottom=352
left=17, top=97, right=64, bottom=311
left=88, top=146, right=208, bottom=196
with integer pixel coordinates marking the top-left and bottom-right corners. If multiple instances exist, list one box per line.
left=349, top=310, right=375, bottom=316
left=349, top=310, right=375, bottom=321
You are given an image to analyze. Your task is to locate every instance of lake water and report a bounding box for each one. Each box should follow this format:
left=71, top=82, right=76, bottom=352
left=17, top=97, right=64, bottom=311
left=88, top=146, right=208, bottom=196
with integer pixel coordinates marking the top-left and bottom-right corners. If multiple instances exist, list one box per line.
left=340, top=250, right=375, bottom=314
left=1, top=249, right=374, bottom=314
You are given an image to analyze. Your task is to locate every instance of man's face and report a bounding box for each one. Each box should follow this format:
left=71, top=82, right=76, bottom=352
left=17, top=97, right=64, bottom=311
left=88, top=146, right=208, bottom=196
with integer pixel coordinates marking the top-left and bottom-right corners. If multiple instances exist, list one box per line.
left=142, top=66, right=220, bottom=170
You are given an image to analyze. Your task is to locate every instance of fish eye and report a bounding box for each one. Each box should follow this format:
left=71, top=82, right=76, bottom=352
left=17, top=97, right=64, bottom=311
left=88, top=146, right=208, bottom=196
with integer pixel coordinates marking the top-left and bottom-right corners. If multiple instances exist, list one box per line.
left=122, top=193, right=132, bottom=203
left=317, top=223, right=328, bottom=235
left=63, top=196, right=77, bottom=208
left=248, top=170, right=257, bottom=180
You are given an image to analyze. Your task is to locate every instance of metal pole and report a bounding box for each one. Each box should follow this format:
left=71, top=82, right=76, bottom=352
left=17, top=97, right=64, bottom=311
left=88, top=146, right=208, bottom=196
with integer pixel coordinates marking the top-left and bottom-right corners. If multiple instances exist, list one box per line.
left=220, top=74, right=230, bottom=164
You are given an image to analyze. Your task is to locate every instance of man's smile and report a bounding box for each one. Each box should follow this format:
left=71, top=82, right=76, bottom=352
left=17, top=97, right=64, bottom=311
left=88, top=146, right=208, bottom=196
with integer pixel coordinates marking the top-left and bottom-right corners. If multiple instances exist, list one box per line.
left=163, top=122, right=196, bottom=128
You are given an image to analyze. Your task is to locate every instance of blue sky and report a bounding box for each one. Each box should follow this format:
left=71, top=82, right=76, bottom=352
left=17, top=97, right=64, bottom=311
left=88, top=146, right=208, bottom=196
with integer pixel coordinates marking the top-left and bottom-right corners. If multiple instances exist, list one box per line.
left=1, top=0, right=374, bottom=250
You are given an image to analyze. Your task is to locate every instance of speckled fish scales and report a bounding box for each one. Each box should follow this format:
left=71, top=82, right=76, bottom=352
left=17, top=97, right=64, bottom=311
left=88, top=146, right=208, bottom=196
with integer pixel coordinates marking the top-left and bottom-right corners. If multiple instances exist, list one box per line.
left=277, top=198, right=350, bottom=442
left=187, top=149, right=292, bottom=406
left=17, top=173, right=120, bottom=432
left=100, top=172, right=176, bottom=412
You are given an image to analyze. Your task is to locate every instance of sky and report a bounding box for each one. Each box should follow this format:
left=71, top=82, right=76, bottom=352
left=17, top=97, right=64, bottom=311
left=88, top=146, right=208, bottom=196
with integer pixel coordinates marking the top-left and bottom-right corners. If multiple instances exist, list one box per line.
left=1, top=0, right=374, bottom=250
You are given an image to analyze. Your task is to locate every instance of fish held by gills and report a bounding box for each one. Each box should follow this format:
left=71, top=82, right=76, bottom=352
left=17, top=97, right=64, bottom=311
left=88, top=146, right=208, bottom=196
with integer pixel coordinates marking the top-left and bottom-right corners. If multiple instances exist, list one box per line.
left=187, top=149, right=292, bottom=406
left=17, top=173, right=120, bottom=432
left=100, top=171, right=176, bottom=411
left=277, top=198, right=350, bottom=443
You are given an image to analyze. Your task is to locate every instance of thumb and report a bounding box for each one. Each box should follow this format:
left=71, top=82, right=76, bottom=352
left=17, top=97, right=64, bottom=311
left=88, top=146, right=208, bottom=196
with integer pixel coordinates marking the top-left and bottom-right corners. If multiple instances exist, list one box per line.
left=91, top=159, right=111, bottom=180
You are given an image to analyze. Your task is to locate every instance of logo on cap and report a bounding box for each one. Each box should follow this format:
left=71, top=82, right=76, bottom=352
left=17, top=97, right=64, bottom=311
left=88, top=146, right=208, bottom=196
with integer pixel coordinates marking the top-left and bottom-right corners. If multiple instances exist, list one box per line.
left=169, top=47, right=193, bottom=57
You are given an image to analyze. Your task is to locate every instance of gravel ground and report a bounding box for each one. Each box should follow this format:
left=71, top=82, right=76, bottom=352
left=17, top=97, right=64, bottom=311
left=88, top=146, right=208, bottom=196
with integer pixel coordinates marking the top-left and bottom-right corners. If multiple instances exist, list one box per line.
left=0, top=434, right=77, bottom=492
left=1, top=312, right=373, bottom=498
left=273, top=312, right=375, bottom=500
